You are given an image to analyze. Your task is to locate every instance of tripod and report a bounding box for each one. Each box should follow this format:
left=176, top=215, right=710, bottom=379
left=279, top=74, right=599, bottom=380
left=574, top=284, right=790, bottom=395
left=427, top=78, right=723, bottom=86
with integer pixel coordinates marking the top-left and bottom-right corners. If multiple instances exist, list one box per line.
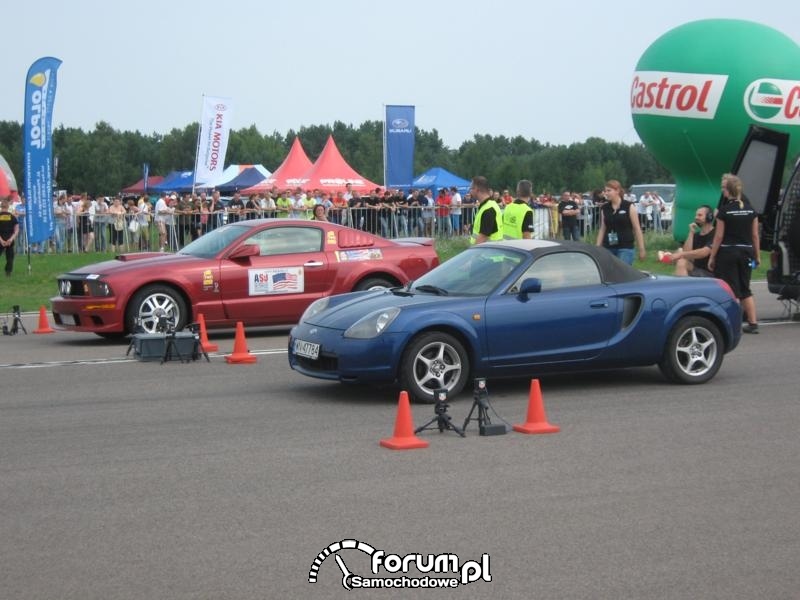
left=125, top=318, right=146, bottom=357
left=462, top=378, right=507, bottom=436
left=414, top=392, right=465, bottom=438
left=2, top=306, right=27, bottom=335
left=187, top=323, right=210, bottom=363
left=161, top=330, right=189, bottom=364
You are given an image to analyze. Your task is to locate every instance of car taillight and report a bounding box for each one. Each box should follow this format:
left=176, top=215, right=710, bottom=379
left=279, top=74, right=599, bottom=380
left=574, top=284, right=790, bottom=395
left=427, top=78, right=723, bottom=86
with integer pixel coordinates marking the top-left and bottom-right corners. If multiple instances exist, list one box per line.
left=714, top=278, right=736, bottom=300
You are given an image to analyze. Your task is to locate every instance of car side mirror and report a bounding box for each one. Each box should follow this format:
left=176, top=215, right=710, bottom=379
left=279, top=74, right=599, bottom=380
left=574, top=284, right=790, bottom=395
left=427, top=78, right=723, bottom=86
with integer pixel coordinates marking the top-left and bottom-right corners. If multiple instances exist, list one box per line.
left=228, top=244, right=260, bottom=260
left=518, top=277, right=542, bottom=301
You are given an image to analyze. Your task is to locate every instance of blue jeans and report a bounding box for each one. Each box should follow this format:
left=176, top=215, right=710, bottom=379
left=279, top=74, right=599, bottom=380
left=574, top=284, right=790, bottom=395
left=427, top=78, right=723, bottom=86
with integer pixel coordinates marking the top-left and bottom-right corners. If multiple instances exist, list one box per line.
left=562, top=224, right=580, bottom=241
left=608, top=247, right=635, bottom=265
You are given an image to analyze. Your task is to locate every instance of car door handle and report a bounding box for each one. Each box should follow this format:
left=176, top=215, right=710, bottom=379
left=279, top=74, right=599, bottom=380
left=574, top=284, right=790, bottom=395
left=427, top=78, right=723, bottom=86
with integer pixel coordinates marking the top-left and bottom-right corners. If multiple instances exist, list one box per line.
left=590, top=300, right=609, bottom=308
left=304, top=261, right=324, bottom=267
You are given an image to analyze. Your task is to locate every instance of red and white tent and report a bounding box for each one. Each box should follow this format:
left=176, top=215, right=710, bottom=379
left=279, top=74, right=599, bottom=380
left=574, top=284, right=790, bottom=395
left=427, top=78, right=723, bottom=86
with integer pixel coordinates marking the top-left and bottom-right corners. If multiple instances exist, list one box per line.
left=241, top=137, right=313, bottom=193
left=300, top=135, right=381, bottom=193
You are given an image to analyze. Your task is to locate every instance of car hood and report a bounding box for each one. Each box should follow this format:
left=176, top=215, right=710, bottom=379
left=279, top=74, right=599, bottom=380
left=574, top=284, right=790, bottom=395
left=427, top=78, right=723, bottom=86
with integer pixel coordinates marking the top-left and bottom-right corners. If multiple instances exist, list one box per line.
left=305, top=289, right=460, bottom=330
left=62, top=252, right=206, bottom=277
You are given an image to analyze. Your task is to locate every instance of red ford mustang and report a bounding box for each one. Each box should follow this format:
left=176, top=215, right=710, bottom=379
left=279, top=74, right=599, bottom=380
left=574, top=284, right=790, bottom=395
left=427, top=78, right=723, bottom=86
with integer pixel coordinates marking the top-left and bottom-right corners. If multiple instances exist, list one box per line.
left=50, top=219, right=439, bottom=337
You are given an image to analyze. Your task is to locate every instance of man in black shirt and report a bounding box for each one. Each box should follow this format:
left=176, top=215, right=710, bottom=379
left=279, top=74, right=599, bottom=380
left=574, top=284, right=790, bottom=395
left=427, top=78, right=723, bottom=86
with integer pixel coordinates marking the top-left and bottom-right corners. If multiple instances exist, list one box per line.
left=557, top=191, right=581, bottom=240
left=0, top=198, right=20, bottom=276
left=226, top=191, right=244, bottom=223
left=668, top=205, right=715, bottom=277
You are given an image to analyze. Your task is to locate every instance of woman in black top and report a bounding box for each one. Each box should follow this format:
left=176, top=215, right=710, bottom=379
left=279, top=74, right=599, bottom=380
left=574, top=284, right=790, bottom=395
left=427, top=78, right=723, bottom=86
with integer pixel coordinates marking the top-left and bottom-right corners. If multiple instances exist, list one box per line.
left=595, top=179, right=646, bottom=265
left=709, top=173, right=760, bottom=333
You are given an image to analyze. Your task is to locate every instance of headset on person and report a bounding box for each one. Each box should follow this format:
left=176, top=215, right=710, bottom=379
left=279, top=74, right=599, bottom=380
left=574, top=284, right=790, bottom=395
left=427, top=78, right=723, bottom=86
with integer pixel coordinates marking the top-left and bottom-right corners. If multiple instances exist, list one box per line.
left=700, top=205, right=714, bottom=224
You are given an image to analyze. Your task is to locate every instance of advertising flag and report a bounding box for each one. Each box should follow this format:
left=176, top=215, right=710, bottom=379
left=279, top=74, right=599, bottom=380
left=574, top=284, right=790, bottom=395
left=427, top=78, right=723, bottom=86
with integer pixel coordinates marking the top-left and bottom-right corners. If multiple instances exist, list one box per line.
left=23, top=56, right=62, bottom=244
left=194, top=96, right=233, bottom=185
left=384, top=105, right=415, bottom=190
left=143, top=162, right=150, bottom=192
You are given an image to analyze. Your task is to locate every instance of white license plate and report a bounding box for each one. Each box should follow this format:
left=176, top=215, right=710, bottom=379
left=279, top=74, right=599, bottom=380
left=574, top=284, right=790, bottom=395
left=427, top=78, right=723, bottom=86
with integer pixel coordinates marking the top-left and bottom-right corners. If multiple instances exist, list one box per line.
left=60, top=314, right=75, bottom=326
left=294, top=338, right=320, bottom=360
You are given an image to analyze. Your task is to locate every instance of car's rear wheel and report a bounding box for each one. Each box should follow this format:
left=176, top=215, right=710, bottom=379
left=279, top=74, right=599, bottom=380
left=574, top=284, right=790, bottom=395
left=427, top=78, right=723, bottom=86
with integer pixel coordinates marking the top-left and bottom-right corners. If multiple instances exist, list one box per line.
left=354, top=277, right=395, bottom=291
left=658, top=316, right=723, bottom=384
left=400, top=331, right=469, bottom=402
left=126, top=285, right=188, bottom=334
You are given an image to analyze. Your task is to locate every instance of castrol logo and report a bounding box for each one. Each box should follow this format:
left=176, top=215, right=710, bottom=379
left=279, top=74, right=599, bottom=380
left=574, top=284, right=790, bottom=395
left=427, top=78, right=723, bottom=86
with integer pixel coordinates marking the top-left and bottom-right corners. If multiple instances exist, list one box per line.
left=744, top=78, right=800, bottom=125
left=631, top=71, right=728, bottom=119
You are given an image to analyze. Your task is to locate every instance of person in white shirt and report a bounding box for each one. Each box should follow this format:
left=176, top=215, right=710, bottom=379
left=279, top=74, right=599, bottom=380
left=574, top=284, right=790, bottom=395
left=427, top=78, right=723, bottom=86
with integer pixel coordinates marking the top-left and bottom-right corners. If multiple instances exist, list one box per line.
left=449, top=186, right=462, bottom=236
left=289, top=189, right=305, bottom=219
left=154, top=194, right=174, bottom=251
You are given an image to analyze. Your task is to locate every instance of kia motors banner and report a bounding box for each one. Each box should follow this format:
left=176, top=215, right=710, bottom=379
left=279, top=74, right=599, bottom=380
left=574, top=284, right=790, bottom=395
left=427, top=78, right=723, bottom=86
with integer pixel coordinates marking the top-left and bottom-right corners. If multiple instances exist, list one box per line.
left=23, top=56, right=62, bottom=244
left=384, top=105, right=415, bottom=190
left=194, top=96, right=233, bottom=185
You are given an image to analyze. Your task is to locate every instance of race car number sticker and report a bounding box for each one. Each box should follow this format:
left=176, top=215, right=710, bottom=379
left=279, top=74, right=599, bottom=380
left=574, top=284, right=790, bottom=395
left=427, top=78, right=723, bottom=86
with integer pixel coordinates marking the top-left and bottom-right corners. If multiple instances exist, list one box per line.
left=249, top=267, right=305, bottom=295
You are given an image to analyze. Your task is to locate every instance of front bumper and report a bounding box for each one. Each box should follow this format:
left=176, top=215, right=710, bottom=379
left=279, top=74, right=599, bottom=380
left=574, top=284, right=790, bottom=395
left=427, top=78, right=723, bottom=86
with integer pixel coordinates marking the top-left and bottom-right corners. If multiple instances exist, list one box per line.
left=50, top=296, right=125, bottom=333
left=288, top=323, right=405, bottom=384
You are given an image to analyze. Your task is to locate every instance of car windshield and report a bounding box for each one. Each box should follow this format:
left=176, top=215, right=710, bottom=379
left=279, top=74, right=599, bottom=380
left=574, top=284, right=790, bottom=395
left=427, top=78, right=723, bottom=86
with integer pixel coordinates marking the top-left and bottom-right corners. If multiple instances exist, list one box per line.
left=178, top=224, right=249, bottom=258
left=411, top=246, right=525, bottom=296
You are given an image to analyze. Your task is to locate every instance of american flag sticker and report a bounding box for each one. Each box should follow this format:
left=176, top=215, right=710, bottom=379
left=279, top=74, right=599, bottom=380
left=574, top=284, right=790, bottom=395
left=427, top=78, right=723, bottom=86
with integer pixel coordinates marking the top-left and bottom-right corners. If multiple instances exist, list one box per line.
left=249, top=267, right=304, bottom=295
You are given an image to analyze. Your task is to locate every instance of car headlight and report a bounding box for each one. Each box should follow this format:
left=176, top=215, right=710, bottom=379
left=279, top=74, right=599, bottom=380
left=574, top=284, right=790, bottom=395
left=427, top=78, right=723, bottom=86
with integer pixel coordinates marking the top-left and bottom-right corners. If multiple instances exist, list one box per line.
left=58, top=278, right=113, bottom=297
left=344, top=307, right=400, bottom=339
left=300, top=297, right=330, bottom=322
left=84, top=280, right=112, bottom=297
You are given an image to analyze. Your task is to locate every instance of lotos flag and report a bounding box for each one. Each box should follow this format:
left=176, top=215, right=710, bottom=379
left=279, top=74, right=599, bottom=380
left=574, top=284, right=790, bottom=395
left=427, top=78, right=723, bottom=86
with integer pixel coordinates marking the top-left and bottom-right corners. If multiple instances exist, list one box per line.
left=23, top=56, right=62, bottom=244
left=384, top=105, right=415, bottom=190
left=194, top=95, right=233, bottom=185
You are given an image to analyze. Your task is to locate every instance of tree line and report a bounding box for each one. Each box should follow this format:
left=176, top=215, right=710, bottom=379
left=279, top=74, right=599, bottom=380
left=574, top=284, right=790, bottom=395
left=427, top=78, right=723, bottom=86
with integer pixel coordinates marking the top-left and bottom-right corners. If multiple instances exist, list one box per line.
left=0, top=119, right=672, bottom=197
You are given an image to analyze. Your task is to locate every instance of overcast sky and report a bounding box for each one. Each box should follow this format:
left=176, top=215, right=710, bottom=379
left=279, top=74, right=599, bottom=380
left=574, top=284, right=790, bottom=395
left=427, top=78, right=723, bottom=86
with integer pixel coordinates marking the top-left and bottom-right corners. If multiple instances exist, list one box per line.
left=2, top=0, right=799, bottom=150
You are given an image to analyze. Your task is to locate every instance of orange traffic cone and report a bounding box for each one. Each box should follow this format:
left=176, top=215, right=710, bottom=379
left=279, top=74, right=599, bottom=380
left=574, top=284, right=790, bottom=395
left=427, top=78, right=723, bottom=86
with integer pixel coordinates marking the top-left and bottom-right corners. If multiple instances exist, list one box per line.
left=224, top=321, right=257, bottom=364
left=380, top=391, right=429, bottom=450
left=33, top=306, right=55, bottom=334
left=513, top=379, right=560, bottom=434
left=197, top=313, right=218, bottom=353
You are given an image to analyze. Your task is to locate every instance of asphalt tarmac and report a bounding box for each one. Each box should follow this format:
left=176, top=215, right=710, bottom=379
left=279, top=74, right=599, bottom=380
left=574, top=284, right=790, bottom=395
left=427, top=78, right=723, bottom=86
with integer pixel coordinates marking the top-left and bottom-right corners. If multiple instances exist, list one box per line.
left=1, top=282, right=798, bottom=599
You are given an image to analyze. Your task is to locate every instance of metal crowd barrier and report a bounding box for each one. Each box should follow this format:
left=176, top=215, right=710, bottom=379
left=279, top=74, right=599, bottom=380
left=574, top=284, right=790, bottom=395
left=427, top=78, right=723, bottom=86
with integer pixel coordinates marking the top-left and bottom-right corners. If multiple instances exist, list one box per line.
left=12, top=203, right=671, bottom=254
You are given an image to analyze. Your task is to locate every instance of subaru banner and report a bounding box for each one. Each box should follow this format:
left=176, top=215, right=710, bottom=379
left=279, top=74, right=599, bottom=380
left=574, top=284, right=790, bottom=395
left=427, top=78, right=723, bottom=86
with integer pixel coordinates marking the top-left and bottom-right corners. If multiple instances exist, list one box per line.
left=384, top=105, right=415, bottom=190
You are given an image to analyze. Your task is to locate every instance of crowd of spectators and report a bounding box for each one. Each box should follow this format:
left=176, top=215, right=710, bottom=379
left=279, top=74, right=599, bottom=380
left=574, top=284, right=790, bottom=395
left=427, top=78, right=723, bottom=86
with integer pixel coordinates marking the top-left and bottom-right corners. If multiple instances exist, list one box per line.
left=4, top=182, right=668, bottom=254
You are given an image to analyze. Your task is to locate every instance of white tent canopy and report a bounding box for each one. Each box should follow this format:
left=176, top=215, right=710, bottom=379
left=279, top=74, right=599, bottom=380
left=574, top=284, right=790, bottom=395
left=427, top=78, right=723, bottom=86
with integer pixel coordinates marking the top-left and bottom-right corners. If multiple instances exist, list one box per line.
left=202, top=164, right=271, bottom=189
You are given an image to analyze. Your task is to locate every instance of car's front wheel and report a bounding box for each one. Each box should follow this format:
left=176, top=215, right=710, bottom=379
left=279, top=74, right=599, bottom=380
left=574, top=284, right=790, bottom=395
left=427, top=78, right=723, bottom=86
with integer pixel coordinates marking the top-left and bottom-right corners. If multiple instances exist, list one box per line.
left=354, top=276, right=395, bottom=291
left=658, top=316, right=723, bottom=384
left=400, top=331, right=470, bottom=402
left=126, top=285, right=188, bottom=334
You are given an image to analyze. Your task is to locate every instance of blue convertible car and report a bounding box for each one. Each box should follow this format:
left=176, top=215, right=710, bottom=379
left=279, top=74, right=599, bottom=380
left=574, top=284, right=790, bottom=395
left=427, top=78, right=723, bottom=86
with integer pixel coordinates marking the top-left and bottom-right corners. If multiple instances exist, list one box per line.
left=288, top=240, right=742, bottom=402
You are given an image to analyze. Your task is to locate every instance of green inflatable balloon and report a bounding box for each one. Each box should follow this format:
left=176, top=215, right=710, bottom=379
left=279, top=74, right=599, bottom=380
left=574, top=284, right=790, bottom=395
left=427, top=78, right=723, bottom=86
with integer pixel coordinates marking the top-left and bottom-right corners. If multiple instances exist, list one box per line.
left=632, top=19, right=800, bottom=239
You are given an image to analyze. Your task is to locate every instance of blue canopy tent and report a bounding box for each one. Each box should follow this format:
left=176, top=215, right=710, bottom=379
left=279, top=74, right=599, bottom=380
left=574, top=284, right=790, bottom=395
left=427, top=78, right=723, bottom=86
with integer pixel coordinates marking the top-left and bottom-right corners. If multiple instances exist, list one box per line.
left=149, top=170, right=197, bottom=193
left=216, top=167, right=269, bottom=193
left=411, top=167, right=471, bottom=196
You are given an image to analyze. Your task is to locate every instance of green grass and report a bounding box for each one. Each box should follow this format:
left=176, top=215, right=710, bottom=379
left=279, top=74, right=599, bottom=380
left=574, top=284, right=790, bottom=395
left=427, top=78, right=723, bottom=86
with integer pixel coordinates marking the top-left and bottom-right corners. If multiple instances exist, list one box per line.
left=0, top=232, right=768, bottom=313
